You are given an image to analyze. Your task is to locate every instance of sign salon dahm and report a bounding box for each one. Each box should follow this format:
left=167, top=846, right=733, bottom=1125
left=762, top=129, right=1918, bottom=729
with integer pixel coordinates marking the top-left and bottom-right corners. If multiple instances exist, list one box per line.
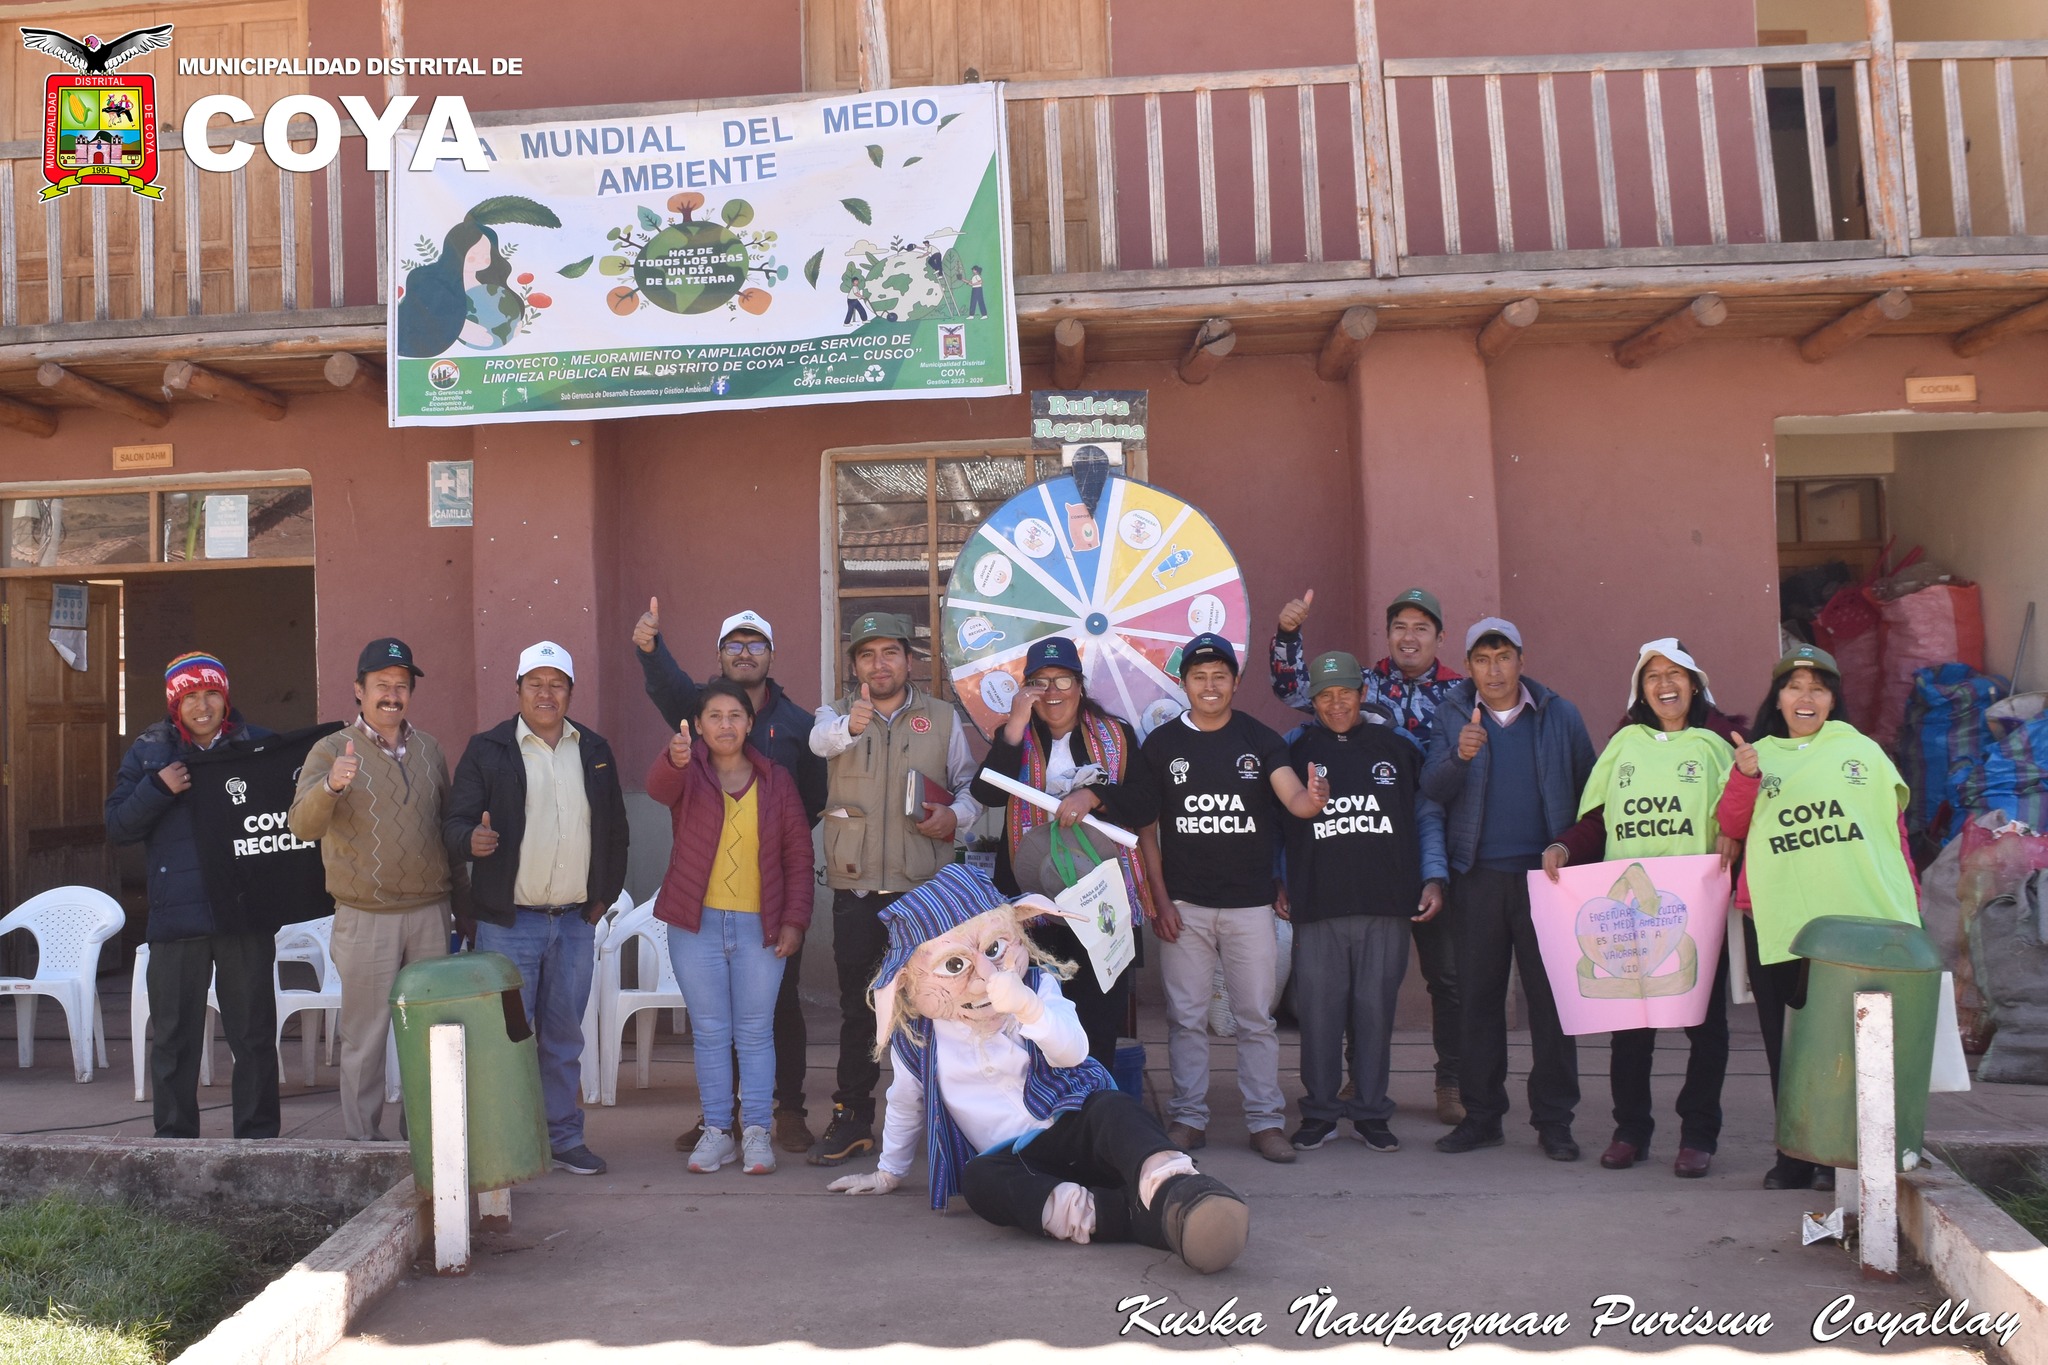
left=21, top=22, right=173, bottom=199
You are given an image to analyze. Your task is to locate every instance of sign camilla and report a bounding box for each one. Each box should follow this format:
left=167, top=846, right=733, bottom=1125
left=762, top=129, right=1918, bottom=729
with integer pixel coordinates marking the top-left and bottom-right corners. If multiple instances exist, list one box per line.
left=386, top=83, right=1019, bottom=426
left=22, top=22, right=173, bottom=199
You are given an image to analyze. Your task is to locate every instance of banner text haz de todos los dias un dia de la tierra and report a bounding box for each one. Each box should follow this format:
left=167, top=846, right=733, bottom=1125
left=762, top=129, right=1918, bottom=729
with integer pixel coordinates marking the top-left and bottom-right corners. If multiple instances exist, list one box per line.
left=387, top=83, right=1017, bottom=426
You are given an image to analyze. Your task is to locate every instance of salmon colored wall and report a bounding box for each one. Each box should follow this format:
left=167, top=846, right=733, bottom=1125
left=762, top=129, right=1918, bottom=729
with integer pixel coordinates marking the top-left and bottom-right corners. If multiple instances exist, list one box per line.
left=1484, top=333, right=2048, bottom=743
left=601, top=355, right=1355, bottom=784
left=0, top=394, right=478, bottom=748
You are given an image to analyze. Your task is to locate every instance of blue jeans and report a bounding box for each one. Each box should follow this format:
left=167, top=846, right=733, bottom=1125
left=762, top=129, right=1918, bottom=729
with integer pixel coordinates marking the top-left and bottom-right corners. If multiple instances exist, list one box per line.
left=668, top=910, right=785, bottom=1133
left=477, top=910, right=596, bottom=1152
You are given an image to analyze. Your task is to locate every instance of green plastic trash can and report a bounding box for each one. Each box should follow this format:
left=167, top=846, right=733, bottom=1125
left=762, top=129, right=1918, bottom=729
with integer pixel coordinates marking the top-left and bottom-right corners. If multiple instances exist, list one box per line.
left=1775, top=915, right=1942, bottom=1171
left=391, top=952, right=548, bottom=1195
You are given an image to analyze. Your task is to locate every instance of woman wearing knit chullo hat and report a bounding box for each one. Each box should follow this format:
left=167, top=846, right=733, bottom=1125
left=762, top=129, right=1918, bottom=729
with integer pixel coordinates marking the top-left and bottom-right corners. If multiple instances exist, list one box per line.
left=825, top=864, right=1249, bottom=1273
left=106, top=652, right=280, bottom=1140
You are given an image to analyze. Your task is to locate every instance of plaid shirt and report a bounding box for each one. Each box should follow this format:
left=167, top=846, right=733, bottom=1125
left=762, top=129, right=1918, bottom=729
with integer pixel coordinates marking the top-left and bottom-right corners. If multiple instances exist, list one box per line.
left=1270, top=629, right=1463, bottom=750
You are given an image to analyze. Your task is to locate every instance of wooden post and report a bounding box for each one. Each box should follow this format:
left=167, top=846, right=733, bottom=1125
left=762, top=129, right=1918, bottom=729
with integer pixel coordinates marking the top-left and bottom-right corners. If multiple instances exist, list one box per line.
left=1355, top=0, right=1399, bottom=277
left=380, top=0, right=406, bottom=102
left=324, top=352, right=387, bottom=403
left=1799, top=288, right=1912, bottom=363
left=36, top=363, right=169, bottom=427
left=1315, top=305, right=1378, bottom=381
left=1953, top=296, right=2048, bottom=357
left=1177, top=318, right=1236, bottom=385
left=1613, top=294, right=1726, bottom=369
left=1854, top=991, right=1900, bottom=1281
left=0, top=395, right=58, bottom=438
left=856, top=0, right=891, bottom=93
left=429, top=1022, right=469, bottom=1275
left=1052, top=318, right=1086, bottom=389
left=1476, top=297, right=1540, bottom=362
left=163, top=361, right=288, bottom=420
left=1863, top=0, right=1911, bottom=255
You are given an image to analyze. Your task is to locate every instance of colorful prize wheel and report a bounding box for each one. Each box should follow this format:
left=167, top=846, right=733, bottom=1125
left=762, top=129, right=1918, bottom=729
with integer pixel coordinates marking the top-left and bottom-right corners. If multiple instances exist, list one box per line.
left=942, top=469, right=1250, bottom=739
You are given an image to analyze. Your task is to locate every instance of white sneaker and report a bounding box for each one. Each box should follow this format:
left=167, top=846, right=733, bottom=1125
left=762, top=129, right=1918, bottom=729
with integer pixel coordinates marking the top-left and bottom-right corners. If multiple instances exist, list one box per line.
left=688, top=1126, right=736, bottom=1173
left=740, top=1124, right=776, bottom=1175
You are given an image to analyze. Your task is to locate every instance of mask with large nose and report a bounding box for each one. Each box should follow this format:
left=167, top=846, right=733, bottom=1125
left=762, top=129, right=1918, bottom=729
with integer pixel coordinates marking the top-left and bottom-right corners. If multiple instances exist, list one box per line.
left=903, top=907, right=1033, bottom=1034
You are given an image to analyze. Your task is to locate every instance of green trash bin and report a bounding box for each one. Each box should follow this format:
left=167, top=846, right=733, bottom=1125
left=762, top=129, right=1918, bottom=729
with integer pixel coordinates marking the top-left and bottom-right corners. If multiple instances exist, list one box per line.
left=1776, top=915, right=1942, bottom=1171
left=391, top=952, right=549, bottom=1195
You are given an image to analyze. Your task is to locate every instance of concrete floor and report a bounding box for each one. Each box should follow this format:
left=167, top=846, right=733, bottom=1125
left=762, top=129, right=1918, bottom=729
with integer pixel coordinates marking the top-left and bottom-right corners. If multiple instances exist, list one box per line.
left=3, top=980, right=2042, bottom=1361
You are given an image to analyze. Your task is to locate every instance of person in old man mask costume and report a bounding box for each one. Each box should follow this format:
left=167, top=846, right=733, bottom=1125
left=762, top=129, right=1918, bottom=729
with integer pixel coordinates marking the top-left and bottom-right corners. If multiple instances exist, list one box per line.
left=826, top=865, right=1249, bottom=1273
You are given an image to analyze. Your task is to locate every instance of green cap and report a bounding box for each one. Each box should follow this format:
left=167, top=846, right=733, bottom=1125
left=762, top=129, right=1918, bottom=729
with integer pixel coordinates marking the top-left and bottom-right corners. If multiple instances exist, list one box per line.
left=1309, top=650, right=1366, bottom=696
left=847, top=611, right=914, bottom=652
left=1772, top=643, right=1840, bottom=680
left=1386, top=587, right=1443, bottom=629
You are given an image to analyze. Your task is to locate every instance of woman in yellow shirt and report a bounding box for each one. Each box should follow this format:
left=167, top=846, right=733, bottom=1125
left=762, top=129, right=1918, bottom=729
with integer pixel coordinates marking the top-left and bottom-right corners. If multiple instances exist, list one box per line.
left=649, top=680, right=815, bottom=1176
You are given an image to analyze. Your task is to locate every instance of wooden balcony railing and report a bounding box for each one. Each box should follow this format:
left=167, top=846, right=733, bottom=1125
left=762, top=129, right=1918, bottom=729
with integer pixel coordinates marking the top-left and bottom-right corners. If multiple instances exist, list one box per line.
left=2, top=41, right=2045, bottom=344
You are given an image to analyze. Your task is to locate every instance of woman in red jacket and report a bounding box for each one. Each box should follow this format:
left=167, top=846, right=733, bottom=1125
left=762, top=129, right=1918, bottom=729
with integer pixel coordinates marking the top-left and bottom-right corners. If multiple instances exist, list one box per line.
left=649, top=679, right=815, bottom=1176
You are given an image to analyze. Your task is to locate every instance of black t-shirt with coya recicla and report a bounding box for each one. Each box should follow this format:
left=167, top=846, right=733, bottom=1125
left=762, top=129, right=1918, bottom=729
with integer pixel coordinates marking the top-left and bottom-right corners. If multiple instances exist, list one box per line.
left=1141, top=710, right=1291, bottom=909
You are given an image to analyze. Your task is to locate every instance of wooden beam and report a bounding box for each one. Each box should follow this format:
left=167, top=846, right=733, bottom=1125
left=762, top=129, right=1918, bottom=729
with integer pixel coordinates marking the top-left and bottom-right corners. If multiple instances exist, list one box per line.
left=1475, top=297, right=1539, bottom=361
left=1862, top=0, right=1911, bottom=254
left=163, top=360, right=288, bottom=419
left=1798, top=288, right=1912, bottom=362
left=0, top=395, right=58, bottom=438
left=324, top=351, right=387, bottom=403
left=1354, top=0, right=1400, bottom=276
left=1314, top=305, right=1378, bottom=380
left=35, top=362, right=169, bottom=427
left=1613, top=293, right=1727, bottom=369
left=1952, top=295, right=2048, bottom=357
left=856, top=0, right=890, bottom=92
left=1177, top=318, right=1236, bottom=385
left=1051, top=318, right=1086, bottom=389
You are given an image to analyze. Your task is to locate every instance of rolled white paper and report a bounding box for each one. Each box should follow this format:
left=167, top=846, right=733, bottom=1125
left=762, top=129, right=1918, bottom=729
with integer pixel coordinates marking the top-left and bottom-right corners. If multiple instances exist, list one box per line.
left=974, top=767, right=1141, bottom=849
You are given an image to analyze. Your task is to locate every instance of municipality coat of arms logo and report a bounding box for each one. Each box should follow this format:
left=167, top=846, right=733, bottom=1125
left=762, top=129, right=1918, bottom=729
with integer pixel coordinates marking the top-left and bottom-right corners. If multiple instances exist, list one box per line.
left=21, top=23, right=173, bottom=200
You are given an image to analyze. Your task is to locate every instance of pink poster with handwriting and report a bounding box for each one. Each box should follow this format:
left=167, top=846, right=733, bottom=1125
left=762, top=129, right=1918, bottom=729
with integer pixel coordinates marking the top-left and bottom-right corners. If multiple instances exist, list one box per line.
left=1526, top=854, right=1731, bottom=1035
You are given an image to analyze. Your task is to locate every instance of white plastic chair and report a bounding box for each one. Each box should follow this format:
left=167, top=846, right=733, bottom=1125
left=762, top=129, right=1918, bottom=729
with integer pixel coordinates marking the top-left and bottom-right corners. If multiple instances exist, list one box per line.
left=579, top=891, right=631, bottom=1103
left=1, top=887, right=122, bottom=1083
left=273, top=918, right=341, bottom=1086
left=131, top=942, right=220, bottom=1100
left=596, top=895, right=688, bottom=1106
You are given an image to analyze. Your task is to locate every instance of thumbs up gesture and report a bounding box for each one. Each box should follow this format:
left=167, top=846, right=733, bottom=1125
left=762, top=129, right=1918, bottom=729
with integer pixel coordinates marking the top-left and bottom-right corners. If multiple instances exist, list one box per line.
left=1278, top=588, right=1316, bottom=634
left=632, top=596, right=661, bottom=654
left=470, top=810, right=500, bottom=859
left=1304, top=760, right=1331, bottom=811
left=1731, top=731, right=1761, bottom=779
left=1457, top=705, right=1489, bottom=761
left=327, top=738, right=361, bottom=792
left=847, top=682, right=876, bottom=736
left=667, top=719, right=693, bottom=770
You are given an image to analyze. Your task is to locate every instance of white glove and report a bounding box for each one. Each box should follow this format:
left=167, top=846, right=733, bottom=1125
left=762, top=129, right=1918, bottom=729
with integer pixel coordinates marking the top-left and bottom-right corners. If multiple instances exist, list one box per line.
left=983, top=970, right=1045, bottom=1024
left=827, top=1168, right=902, bottom=1196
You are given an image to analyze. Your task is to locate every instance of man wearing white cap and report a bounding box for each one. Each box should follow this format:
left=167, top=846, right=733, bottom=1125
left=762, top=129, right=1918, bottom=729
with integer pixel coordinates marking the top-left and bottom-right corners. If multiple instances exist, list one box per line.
left=446, top=641, right=630, bottom=1177
left=632, top=600, right=827, bottom=1154
left=1421, top=617, right=1594, bottom=1162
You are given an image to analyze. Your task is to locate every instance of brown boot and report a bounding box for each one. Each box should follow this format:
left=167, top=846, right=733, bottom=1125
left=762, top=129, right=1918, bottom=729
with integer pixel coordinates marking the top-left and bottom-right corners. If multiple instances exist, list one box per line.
left=1435, top=1085, right=1465, bottom=1126
left=773, top=1108, right=815, bottom=1155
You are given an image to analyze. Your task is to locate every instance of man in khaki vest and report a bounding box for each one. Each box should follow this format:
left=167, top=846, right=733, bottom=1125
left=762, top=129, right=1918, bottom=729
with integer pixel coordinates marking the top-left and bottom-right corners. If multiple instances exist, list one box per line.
left=808, top=611, right=979, bottom=1165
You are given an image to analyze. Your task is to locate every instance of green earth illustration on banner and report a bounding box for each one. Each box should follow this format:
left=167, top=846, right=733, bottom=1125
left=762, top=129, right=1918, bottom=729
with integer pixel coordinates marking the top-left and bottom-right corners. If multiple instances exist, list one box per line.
left=942, top=469, right=1250, bottom=740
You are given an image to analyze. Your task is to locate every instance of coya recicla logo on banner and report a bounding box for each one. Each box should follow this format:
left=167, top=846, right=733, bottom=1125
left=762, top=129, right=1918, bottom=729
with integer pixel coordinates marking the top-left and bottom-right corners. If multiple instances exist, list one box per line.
left=22, top=23, right=174, bottom=200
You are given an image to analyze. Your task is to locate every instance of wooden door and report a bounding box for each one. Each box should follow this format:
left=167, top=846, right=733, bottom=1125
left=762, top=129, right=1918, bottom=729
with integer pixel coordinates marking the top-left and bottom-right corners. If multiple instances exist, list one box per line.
left=803, top=0, right=1110, bottom=275
left=0, top=0, right=311, bottom=325
left=2, top=581, right=120, bottom=909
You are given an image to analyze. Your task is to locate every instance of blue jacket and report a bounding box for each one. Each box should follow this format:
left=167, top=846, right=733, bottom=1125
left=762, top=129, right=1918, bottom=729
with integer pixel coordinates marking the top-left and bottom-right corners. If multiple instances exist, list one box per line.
left=106, top=713, right=275, bottom=942
left=636, top=635, right=826, bottom=825
left=1420, top=677, right=1595, bottom=875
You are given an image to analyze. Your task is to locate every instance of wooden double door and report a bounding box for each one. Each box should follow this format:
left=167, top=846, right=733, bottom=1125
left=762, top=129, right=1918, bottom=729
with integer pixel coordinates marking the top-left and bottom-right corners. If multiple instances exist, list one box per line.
left=1, top=581, right=120, bottom=912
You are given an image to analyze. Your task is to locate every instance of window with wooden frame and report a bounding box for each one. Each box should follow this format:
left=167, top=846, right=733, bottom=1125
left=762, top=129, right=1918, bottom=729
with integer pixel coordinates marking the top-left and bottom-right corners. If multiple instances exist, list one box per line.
left=824, top=441, right=1144, bottom=701
left=1, top=471, right=313, bottom=574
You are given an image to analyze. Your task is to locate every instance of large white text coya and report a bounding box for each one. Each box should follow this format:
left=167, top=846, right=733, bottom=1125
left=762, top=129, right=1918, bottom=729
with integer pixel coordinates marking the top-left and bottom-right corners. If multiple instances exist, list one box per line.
left=1311, top=794, right=1393, bottom=839
left=1176, top=792, right=1257, bottom=835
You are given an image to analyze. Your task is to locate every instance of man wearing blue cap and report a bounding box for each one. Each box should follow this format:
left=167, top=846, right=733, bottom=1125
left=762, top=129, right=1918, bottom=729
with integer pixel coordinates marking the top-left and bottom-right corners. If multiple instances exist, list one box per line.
left=824, top=864, right=1248, bottom=1273
left=1138, top=633, right=1331, bottom=1163
left=1422, top=618, right=1595, bottom=1161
